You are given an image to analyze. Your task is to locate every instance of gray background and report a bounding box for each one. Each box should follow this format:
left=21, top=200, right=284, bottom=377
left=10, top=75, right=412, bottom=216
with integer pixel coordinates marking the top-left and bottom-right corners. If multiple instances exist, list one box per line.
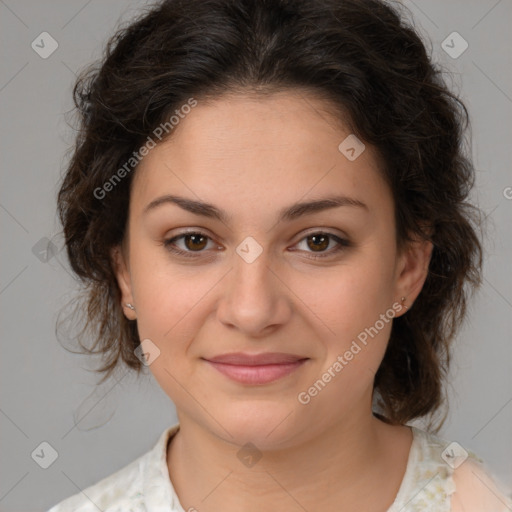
left=1, top=0, right=511, bottom=510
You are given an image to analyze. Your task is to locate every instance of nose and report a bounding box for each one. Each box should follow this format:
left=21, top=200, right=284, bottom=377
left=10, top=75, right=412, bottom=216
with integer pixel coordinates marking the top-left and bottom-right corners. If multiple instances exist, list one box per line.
left=216, top=248, right=292, bottom=338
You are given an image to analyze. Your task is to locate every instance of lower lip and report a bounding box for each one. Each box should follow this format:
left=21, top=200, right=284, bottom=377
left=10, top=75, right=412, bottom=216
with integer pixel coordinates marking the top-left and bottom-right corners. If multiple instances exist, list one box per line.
left=205, top=359, right=308, bottom=385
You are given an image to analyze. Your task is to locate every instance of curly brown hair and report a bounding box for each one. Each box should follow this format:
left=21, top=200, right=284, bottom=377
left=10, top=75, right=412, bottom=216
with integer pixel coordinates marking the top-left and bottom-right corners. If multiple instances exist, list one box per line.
left=56, top=0, right=484, bottom=431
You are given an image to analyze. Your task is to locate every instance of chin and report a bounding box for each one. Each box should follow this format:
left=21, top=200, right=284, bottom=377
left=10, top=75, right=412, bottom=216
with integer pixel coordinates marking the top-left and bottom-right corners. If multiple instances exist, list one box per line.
left=209, top=400, right=305, bottom=451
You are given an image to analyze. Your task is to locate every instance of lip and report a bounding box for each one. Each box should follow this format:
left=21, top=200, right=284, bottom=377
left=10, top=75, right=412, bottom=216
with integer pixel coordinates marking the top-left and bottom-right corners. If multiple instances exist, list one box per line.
left=205, top=352, right=306, bottom=365
left=203, top=352, right=309, bottom=385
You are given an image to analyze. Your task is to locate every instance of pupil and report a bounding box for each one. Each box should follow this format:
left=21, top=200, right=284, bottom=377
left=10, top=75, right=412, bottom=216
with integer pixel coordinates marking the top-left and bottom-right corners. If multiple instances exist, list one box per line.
left=309, top=234, right=328, bottom=251
left=186, top=234, right=206, bottom=250
left=183, top=234, right=330, bottom=253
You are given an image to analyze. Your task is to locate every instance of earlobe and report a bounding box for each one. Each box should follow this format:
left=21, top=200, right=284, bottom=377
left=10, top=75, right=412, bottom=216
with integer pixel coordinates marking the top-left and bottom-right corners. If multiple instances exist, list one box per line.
left=110, top=245, right=136, bottom=320
left=395, top=237, right=434, bottom=315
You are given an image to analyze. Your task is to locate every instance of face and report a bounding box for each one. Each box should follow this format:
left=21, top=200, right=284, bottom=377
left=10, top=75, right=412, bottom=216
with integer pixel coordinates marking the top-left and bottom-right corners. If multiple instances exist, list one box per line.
left=112, top=90, right=432, bottom=450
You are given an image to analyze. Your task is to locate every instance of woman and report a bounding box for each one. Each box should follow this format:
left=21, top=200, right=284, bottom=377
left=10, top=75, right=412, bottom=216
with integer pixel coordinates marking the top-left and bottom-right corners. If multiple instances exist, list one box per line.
left=49, top=0, right=511, bottom=510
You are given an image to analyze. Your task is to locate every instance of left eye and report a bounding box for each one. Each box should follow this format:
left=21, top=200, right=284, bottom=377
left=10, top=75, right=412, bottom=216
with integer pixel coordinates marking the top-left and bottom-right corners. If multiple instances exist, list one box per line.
left=164, top=232, right=216, bottom=255
left=163, top=231, right=350, bottom=259
left=293, top=232, right=349, bottom=258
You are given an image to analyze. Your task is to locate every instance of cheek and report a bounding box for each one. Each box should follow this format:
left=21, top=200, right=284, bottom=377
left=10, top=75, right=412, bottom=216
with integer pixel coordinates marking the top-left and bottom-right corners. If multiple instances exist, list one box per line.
left=129, top=247, right=222, bottom=367
left=133, top=269, right=209, bottom=402
left=294, top=254, right=395, bottom=378
left=296, top=257, right=394, bottom=338
left=135, top=278, right=202, bottom=347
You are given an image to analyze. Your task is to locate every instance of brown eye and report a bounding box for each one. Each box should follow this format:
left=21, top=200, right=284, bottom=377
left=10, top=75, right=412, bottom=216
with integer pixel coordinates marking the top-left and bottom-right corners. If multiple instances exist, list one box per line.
left=163, top=230, right=350, bottom=261
left=293, top=231, right=351, bottom=260
left=163, top=231, right=216, bottom=258
left=306, top=233, right=330, bottom=252
left=183, top=233, right=208, bottom=251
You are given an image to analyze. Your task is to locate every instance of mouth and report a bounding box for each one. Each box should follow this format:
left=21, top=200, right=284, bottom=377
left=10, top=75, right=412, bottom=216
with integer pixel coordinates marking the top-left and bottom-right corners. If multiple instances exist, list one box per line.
left=202, top=352, right=309, bottom=385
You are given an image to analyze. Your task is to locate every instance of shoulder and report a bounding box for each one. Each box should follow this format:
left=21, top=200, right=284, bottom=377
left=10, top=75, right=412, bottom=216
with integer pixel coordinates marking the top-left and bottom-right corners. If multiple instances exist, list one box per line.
left=450, top=456, right=512, bottom=512
left=46, top=452, right=146, bottom=512
left=46, top=424, right=180, bottom=512
left=408, top=426, right=512, bottom=512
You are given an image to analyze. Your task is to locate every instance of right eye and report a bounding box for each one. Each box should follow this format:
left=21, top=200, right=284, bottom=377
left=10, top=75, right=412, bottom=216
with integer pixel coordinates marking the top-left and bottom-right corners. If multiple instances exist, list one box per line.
left=163, top=231, right=220, bottom=258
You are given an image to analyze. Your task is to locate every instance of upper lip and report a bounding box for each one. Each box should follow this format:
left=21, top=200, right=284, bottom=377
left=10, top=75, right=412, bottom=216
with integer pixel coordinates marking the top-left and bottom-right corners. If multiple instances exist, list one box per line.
left=204, top=352, right=308, bottom=366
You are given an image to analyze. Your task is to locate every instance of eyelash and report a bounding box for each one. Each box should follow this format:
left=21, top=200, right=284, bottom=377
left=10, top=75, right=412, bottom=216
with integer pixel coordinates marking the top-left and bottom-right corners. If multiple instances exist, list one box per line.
left=162, top=230, right=351, bottom=260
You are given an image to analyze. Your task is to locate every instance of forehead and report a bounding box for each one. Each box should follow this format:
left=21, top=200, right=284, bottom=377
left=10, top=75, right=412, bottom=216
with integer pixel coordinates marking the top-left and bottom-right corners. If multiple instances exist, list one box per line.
left=130, top=91, right=390, bottom=222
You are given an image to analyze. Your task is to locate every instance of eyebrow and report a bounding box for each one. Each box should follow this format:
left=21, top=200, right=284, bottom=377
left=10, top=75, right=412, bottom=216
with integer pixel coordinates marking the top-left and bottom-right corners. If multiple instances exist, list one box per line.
left=143, top=193, right=368, bottom=223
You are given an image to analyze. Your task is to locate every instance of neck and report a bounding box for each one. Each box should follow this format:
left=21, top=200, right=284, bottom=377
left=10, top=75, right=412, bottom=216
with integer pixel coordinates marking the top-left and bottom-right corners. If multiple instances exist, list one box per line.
left=166, top=409, right=411, bottom=512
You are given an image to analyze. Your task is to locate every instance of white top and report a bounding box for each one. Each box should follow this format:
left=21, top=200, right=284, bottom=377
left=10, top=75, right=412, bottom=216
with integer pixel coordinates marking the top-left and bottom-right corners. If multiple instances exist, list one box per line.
left=47, top=423, right=512, bottom=512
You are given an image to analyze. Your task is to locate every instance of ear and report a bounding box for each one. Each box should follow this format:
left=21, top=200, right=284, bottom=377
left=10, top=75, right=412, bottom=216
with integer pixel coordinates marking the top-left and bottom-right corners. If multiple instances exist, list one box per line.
left=110, top=244, right=136, bottom=320
left=393, top=233, right=434, bottom=317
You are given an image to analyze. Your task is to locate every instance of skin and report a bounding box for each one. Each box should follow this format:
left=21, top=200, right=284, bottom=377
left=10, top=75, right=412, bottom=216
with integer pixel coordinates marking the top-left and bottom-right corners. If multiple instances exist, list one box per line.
left=111, top=90, right=433, bottom=512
